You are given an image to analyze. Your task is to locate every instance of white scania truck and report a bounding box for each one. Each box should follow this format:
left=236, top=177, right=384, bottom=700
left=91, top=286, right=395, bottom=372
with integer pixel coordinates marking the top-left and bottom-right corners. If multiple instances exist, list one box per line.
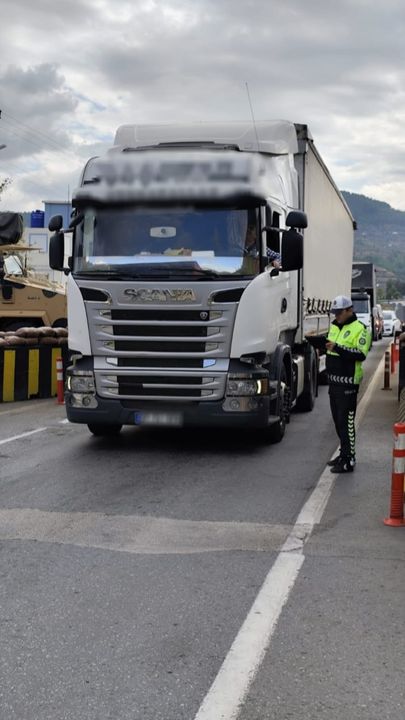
left=49, top=121, right=354, bottom=440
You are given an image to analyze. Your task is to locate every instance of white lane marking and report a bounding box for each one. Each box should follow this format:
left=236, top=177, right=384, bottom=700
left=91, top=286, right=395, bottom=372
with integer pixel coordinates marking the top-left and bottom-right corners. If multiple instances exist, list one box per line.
left=194, top=354, right=386, bottom=720
left=194, top=553, right=304, bottom=720
left=0, top=427, right=48, bottom=446
left=59, top=419, right=69, bottom=424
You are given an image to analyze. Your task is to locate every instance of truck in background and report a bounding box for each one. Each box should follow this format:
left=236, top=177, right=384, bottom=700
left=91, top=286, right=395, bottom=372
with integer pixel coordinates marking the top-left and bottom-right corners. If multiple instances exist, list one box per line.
left=351, top=261, right=380, bottom=340
left=0, top=212, right=67, bottom=331
left=49, top=121, right=354, bottom=441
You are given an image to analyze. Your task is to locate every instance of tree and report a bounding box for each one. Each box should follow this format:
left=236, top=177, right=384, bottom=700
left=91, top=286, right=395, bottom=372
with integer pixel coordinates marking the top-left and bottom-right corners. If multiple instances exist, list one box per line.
left=377, top=287, right=385, bottom=303
left=385, top=280, right=402, bottom=300
left=0, top=176, right=12, bottom=200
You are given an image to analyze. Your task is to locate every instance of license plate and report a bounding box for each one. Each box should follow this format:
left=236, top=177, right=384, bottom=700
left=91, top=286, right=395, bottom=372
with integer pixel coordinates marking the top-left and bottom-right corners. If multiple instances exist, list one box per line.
left=134, top=411, right=183, bottom=427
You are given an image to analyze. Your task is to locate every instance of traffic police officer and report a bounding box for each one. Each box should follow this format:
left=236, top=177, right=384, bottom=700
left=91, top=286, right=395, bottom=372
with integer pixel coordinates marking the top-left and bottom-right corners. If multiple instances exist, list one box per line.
left=326, top=295, right=371, bottom=473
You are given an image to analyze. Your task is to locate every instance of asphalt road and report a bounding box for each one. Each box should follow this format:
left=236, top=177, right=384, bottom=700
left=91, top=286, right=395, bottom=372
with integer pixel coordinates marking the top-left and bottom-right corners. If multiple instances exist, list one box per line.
left=0, top=339, right=395, bottom=720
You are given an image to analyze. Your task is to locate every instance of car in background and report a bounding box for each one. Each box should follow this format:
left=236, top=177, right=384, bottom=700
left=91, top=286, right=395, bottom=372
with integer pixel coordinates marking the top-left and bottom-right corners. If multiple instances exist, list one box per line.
left=382, top=310, right=401, bottom=336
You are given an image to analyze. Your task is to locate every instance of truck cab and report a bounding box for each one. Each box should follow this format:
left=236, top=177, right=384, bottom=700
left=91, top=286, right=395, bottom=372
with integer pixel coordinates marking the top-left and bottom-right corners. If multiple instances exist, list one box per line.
left=351, top=291, right=372, bottom=336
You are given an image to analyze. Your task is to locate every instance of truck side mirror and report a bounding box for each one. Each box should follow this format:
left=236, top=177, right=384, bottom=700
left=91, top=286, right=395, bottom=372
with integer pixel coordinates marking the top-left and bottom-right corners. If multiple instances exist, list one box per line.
left=280, top=228, right=303, bottom=271
left=48, top=214, right=64, bottom=232
left=49, top=232, right=65, bottom=271
left=286, top=210, right=308, bottom=229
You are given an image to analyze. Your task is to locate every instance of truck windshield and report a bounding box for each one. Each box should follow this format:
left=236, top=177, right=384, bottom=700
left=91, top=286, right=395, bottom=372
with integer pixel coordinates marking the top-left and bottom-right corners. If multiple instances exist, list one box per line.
left=72, top=206, right=262, bottom=278
left=352, top=299, right=369, bottom=313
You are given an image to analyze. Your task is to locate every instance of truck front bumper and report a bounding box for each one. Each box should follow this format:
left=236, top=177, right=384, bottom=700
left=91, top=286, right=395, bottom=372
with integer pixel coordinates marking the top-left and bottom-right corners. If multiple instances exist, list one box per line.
left=64, top=393, right=273, bottom=429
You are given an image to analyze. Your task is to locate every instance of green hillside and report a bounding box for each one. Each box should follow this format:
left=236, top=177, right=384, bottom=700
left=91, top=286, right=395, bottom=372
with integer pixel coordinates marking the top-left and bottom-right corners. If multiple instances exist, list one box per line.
left=342, top=191, right=405, bottom=281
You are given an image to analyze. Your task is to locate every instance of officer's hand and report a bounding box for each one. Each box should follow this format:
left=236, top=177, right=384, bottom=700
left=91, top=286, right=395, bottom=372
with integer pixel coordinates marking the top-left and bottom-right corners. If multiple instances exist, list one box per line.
left=326, top=341, right=335, bottom=351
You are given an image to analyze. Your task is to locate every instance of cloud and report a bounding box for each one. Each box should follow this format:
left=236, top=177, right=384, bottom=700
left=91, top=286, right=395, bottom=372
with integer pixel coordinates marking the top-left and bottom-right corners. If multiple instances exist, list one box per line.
left=2, top=0, right=405, bottom=209
left=0, top=64, right=78, bottom=160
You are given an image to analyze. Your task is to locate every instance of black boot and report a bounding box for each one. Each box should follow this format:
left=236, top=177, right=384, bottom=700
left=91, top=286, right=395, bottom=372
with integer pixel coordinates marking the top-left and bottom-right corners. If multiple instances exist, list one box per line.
left=327, top=455, right=342, bottom=467
left=330, top=457, right=355, bottom=474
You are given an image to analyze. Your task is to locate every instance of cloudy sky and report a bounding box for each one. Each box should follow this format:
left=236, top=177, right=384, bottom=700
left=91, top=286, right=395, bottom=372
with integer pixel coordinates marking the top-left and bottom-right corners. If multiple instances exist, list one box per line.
left=1, top=0, right=405, bottom=212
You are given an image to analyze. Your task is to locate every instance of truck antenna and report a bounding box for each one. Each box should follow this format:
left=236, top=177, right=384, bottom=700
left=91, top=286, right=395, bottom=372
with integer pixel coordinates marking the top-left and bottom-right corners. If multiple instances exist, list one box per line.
left=245, top=82, right=260, bottom=151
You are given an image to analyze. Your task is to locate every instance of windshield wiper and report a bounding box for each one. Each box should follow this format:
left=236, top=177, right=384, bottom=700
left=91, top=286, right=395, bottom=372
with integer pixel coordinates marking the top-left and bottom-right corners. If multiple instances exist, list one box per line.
left=75, top=271, right=145, bottom=280
left=75, top=269, right=233, bottom=281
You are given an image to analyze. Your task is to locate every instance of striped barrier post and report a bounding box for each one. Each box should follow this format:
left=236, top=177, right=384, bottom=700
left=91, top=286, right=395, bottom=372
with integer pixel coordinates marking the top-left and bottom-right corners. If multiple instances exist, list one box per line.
left=56, top=356, right=64, bottom=404
left=384, top=423, right=405, bottom=527
left=394, top=334, right=400, bottom=364
left=383, top=350, right=391, bottom=390
left=390, top=342, right=396, bottom=375
left=398, top=332, right=405, bottom=403
left=0, top=346, right=69, bottom=402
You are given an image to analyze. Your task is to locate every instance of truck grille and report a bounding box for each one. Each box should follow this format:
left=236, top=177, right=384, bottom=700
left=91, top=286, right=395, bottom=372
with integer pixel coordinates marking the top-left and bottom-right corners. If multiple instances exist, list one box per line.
left=97, top=370, right=225, bottom=401
left=111, top=309, right=205, bottom=322
left=89, top=305, right=229, bottom=360
left=84, top=283, right=242, bottom=402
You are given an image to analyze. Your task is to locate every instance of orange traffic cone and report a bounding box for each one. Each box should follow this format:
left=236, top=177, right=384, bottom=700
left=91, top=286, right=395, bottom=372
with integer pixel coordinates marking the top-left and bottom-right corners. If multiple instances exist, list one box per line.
left=384, top=423, right=405, bottom=526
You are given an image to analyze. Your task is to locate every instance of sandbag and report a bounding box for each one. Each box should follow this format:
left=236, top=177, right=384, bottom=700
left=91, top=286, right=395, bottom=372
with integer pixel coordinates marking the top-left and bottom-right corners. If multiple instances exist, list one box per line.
left=37, top=326, right=57, bottom=337
left=15, top=327, right=41, bottom=338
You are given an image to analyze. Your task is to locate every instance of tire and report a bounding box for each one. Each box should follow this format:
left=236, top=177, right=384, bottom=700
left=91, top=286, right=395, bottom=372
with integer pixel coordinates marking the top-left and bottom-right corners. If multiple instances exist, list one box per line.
left=266, top=363, right=290, bottom=444
left=296, top=346, right=317, bottom=412
left=87, top=423, right=122, bottom=437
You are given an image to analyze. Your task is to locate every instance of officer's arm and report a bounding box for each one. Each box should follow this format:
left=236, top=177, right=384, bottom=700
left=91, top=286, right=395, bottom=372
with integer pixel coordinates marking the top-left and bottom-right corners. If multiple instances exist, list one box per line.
left=334, top=345, right=367, bottom=361
left=334, top=328, right=371, bottom=361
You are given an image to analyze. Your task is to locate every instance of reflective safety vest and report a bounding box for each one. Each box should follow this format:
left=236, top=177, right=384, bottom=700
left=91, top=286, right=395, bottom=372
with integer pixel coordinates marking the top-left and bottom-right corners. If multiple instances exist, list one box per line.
left=326, top=318, right=371, bottom=386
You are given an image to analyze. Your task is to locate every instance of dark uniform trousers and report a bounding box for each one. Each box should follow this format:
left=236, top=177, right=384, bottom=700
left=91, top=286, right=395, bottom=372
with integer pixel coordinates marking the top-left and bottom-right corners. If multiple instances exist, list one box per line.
left=328, top=385, right=358, bottom=461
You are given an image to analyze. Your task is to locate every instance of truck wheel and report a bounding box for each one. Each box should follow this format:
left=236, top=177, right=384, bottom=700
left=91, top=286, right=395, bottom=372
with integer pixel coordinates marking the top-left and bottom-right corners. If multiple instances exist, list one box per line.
left=296, top=346, right=317, bottom=412
left=266, top=364, right=290, bottom=443
left=87, top=423, right=122, bottom=437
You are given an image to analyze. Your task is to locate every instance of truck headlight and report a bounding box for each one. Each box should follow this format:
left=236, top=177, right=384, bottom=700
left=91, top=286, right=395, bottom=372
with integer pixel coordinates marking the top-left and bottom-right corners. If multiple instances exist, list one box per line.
left=67, top=372, right=95, bottom=393
left=226, top=376, right=268, bottom=396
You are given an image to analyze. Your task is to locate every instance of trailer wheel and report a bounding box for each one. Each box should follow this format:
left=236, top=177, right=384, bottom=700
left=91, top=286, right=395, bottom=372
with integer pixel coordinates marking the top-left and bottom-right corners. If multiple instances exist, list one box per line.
left=296, top=346, right=317, bottom=412
left=87, top=423, right=122, bottom=437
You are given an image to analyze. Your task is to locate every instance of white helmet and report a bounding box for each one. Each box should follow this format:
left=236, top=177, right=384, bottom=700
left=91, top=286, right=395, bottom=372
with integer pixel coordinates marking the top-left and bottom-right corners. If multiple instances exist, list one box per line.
left=331, top=295, right=352, bottom=313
